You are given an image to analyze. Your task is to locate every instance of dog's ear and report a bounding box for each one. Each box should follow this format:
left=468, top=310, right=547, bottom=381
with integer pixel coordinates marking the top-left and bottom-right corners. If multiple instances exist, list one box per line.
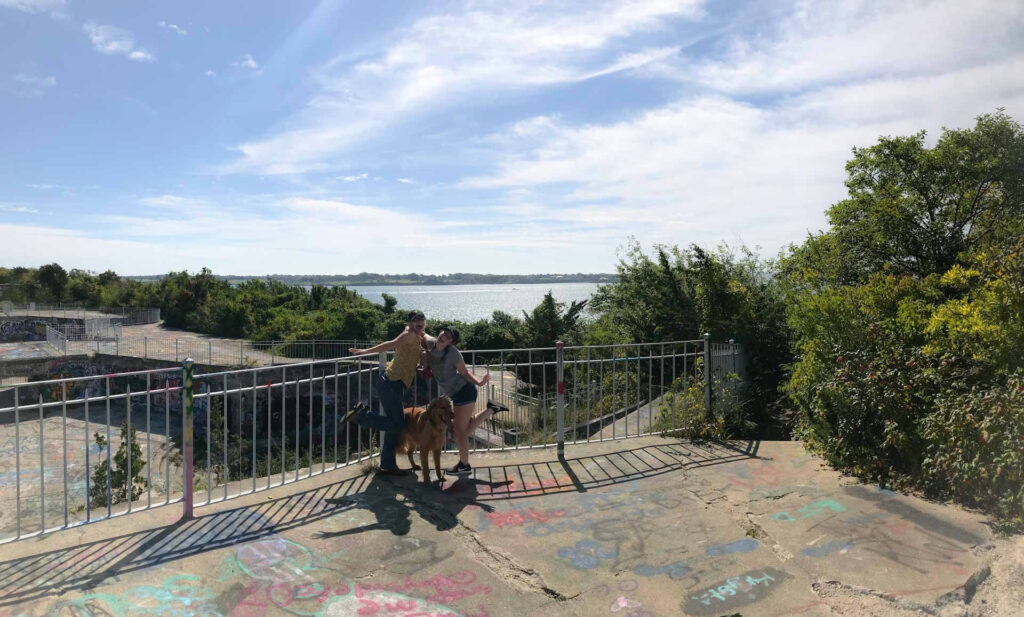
left=426, top=399, right=445, bottom=429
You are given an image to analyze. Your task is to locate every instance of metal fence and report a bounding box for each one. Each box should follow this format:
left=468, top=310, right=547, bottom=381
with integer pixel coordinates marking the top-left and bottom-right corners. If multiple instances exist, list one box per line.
left=45, top=326, right=67, bottom=355
left=49, top=337, right=379, bottom=367
left=0, top=335, right=729, bottom=543
left=0, top=304, right=160, bottom=325
left=48, top=320, right=122, bottom=341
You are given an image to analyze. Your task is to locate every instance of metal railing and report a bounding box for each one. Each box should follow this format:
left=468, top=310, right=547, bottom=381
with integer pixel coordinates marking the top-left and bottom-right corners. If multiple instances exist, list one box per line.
left=51, top=336, right=380, bottom=367
left=48, top=321, right=122, bottom=341
left=0, top=336, right=726, bottom=543
left=45, top=326, right=67, bottom=355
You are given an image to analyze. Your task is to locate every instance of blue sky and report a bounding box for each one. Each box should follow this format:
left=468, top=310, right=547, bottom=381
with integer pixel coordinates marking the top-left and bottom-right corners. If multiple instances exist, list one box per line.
left=1, top=0, right=1022, bottom=275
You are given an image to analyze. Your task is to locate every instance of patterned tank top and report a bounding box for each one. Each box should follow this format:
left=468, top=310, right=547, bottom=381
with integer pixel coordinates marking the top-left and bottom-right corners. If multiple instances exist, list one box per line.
left=385, top=335, right=420, bottom=388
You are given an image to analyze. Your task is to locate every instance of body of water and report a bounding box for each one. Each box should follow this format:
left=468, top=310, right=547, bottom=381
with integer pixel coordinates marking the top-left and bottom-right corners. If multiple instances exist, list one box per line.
left=347, top=282, right=602, bottom=322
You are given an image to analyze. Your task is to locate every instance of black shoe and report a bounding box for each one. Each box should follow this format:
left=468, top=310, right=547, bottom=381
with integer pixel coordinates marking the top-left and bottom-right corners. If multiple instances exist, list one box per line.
left=377, top=467, right=412, bottom=477
left=338, top=401, right=367, bottom=424
left=448, top=461, right=472, bottom=475
left=486, top=400, right=510, bottom=413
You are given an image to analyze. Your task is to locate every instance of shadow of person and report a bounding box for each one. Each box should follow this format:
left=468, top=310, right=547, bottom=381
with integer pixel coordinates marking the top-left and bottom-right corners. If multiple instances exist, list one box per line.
left=315, top=470, right=511, bottom=539
left=316, top=472, right=413, bottom=538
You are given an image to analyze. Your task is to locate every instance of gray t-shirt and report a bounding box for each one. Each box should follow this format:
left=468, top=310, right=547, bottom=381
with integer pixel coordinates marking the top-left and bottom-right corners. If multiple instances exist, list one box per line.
left=426, top=337, right=468, bottom=396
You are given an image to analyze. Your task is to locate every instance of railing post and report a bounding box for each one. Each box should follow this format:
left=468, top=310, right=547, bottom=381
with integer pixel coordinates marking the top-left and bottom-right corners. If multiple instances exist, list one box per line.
left=208, top=341, right=212, bottom=366
left=144, top=336, right=148, bottom=359
left=729, top=338, right=736, bottom=374
left=556, top=341, right=565, bottom=458
left=182, top=358, right=195, bottom=520
left=175, top=339, right=179, bottom=362
left=703, top=333, right=711, bottom=417
left=240, top=341, right=244, bottom=366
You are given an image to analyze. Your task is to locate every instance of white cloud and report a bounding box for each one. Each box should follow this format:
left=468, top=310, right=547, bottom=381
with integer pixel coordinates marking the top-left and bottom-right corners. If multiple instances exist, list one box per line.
left=140, top=194, right=206, bottom=208
left=204, top=69, right=217, bottom=77
left=396, top=178, right=414, bottom=184
left=693, top=0, right=1024, bottom=93
left=26, top=182, right=66, bottom=189
left=159, top=20, right=187, bottom=36
left=232, top=54, right=261, bottom=74
left=337, top=173, right=368, bottom=182
left=224, top=0, right=704, bottom=174
left=0, top=0, right=66, bottom=18
left=0, top=191, right=615, bottom=273
left=13, top=73, right=55, bottom=87
left=83, top=22, right=156, bottom=62
left=0, top=204, right=39, bottom=213
left=12, top=73, right=56, bottom=97
left=458, top=4, right=1024, bottom=257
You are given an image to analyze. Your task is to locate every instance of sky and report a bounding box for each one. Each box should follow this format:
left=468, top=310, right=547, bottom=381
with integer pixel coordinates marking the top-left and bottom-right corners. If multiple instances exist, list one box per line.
left=1, top=0, right=1022, bottom=275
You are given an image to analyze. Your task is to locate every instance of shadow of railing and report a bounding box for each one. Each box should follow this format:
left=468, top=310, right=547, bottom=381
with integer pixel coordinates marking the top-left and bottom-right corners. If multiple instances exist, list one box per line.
left=0, top=438, right=756, bottom=606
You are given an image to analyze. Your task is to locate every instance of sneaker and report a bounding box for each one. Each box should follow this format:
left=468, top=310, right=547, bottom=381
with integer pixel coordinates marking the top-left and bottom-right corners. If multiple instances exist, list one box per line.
left=338, top=401, right=367, bottom=424
left=486, top=400, right=510, bottom=413
left=448, top=461, right=472, bottom=475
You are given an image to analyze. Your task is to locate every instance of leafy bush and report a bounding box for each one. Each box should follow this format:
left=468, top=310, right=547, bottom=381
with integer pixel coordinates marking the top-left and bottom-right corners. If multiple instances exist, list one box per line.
left=922, top=373, right=1024, bottom=530
left=656, top=360, right=751, bottom=440
left=783, top=111, right=1024, bottom=527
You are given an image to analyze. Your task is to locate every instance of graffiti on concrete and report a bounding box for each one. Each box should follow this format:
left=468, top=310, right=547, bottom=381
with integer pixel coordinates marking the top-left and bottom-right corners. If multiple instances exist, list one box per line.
left=557, top=539, right=617, bottom=570
left=483, top=507, right=566, bottom=528
left=0, top=320, right=47, bottom=342
left=683, top=568, right=790, bottom=616
left=358, top=571, right=490, bottom=606
left=705, top=538, right=758, bottom=556
left=772, top=499, right=845, bottom=522
left=633, top=560, right=691, bottom=579
left=230, top=537, right=473, bottom=617
left=801, top=540, right=852, bottom=558
left=45, top=574, right=219, bottom=617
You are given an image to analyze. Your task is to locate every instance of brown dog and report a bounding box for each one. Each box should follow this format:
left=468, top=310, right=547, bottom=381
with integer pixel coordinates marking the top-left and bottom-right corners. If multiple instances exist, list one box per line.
left=396, top=397, right=454, bottom=485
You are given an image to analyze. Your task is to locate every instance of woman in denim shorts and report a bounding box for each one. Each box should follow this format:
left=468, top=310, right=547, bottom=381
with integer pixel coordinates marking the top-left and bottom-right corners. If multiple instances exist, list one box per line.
left=425, top=326, right=507, bottom=475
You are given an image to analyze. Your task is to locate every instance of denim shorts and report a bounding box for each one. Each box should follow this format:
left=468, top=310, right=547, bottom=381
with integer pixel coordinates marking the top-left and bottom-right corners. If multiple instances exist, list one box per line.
left=451, top=382, right=478, bottom=406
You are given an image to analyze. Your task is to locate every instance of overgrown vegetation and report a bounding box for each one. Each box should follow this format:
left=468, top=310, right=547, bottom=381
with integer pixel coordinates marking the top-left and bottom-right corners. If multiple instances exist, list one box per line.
left=781, top=111, right=1024, bottom=530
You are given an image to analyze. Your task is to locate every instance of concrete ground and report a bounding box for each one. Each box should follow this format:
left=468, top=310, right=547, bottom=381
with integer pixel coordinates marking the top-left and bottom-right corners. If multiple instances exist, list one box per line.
left=0, top=343, right=58, bottom=362
left=0, top=437, right=1019, bottom=617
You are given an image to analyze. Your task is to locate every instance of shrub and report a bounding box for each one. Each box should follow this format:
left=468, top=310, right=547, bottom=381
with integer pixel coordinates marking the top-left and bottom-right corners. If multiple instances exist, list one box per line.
left=922, top=373, right=1024, bottom=531
left=656, top=360, right=751, bottom=440
left=90, top=419, right=146, bottom=508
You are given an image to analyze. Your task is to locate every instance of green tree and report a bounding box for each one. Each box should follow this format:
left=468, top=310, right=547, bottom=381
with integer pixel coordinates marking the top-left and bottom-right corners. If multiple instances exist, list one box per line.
left=782, top=111, right=1024, bottom=528
left=37, top=263, right=68, bottom=303
left=518, top=291, right=587, bottom=348
left=90, top=419, right=147, bottom=508
left=593, top=240, right=791, bottom=435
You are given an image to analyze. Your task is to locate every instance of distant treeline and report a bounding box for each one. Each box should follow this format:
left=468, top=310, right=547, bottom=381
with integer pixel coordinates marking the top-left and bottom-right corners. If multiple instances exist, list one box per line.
left=127, top=272, right=619, bottom=286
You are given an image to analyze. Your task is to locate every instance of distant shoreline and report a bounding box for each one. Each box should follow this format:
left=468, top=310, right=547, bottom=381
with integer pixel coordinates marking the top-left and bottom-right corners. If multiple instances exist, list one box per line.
left=128, top=273, right=618, bottom=286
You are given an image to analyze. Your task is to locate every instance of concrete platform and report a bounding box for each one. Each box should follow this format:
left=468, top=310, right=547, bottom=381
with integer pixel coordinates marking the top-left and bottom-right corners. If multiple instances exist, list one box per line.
left=0, top=437, right=1017, bottom=617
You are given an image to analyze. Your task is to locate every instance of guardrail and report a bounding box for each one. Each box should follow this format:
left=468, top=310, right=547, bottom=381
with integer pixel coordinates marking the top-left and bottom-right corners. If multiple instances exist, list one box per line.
left=0, top=336, right=730, bottom=543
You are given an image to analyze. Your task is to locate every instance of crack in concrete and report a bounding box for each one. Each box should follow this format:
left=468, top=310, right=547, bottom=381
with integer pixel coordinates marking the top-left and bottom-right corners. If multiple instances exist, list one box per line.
left=812, top=579, right=940, bottom=615
left=395, top=486, right=573, bottom=603
left=683, top=484, right=794, bottom=563
left=452, top=519, right=572, bottom=602
left=812, top=560, right=995, bottom=617
left=741, top=513, right=794, bottom=562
